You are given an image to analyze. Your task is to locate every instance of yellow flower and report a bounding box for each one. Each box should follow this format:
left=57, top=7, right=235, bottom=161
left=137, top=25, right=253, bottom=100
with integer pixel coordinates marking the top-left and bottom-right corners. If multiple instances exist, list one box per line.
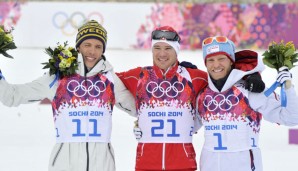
left=59, top=59, right=68, bottom=68
left=66, top=62, right=71, bottom=68
left=4, top=33, right=13, bottom=42
left=67, top=57, right=72, bottom=63
left=69, top=57, right=76, bottom=62
left=285, top=41, right=295, bottom=50
left=58, top=54, right=63, bottom=60
left=58, top=45, right=64, bottom=51
left=61, top=50, right=72, bottom=58
left=43, top=41, right=78, bottom=77
left=66, top=50, right=72, bottom=57
left=271, top=41, right=277, bottom=45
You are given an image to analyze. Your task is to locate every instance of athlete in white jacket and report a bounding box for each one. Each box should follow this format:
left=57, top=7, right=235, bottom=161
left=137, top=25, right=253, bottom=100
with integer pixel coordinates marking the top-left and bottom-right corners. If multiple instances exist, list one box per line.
left=0, top=20, right=136, bottom=171
left=196, top=36, right=298, bottom=171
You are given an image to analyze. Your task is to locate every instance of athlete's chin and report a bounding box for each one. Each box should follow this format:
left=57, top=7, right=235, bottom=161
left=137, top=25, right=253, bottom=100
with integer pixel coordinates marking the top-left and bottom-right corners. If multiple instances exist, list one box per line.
left=210, top=73, right=225, bottom=80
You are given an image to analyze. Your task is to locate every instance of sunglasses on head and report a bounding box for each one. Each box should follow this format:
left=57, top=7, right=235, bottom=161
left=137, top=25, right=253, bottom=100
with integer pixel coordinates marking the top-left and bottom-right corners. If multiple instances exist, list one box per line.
left=202, top=36, right=228, bottom=46
left=152, top=30, right=180, bottom=43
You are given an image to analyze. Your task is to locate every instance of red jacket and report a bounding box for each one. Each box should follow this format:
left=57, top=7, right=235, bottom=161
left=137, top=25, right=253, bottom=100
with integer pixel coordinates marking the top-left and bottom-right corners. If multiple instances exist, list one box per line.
left=117, top=62, right=207, bottom=98
left=117, top=62, right=207, bottom=170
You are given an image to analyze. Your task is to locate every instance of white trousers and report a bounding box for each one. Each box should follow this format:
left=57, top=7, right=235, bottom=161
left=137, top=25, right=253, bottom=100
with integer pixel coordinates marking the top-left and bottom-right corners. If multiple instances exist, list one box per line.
left=200, top=148, right=263, bottom=171
left=48, top=142, right=116, bottom=171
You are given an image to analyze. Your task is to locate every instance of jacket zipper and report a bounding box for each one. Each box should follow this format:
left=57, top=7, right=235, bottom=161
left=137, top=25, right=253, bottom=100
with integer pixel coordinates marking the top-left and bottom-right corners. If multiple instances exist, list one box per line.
left=84, top=68, right=90, bottom=171
left=86, top=142, right=89, bottom=171
left=162, top=106, right=168, bottom=170
left=162, top=143, right=166, bottom=170
left=108, top=143, right=115, bottom=165
left=162, top=68, right=170, bottom=170
left=52, top=143, right=64, bottom=166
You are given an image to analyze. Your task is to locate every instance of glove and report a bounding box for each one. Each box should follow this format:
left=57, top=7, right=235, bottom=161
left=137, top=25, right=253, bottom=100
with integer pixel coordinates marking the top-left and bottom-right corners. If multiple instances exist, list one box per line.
left=133, top=127, right=142, bottom=140
left=244, top=72, right=265, bottom=93
left=133, top=120, right=142, bottom=140
left=179, top=61, right=198, bottom=69
left=277, top=66, right=292, bottom=88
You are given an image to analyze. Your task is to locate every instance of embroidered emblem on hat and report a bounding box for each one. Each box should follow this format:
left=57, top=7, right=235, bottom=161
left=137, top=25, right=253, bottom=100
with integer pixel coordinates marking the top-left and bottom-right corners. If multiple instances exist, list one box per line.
left=206, top=45, right=220, bottom=55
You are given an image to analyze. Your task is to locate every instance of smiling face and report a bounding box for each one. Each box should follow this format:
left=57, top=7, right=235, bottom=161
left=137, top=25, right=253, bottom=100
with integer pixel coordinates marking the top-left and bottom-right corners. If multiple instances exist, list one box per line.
left=152, top=42, right=177, bottom=70
left=206, top=54, right=233, bottom=80
left=77, top=39, right=104, bottom=70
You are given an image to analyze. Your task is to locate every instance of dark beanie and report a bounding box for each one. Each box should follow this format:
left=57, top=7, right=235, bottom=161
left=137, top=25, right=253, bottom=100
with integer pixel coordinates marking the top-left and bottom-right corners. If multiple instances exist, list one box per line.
left=75, top=20, right=107, bottom=53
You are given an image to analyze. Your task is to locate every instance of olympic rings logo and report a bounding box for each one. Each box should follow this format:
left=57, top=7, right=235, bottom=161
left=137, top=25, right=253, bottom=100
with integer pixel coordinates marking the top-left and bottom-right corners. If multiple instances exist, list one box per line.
left=146, top=81, right=184, bottom=98
left=67, top=79, right=106, bottom=98
left=203, top=94, right=239, bottom=111
left=52, top=11, right=104, bottom=36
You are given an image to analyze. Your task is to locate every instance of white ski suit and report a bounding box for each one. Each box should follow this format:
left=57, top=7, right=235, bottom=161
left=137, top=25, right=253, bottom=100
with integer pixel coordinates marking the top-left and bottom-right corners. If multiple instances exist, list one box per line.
left=196, top=58, right=298, bottom=171
left=0, top=54, right=136, bottom=171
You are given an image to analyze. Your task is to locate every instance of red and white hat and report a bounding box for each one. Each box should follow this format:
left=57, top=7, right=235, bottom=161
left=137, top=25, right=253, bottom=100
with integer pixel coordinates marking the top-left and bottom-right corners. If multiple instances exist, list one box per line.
left=151, top=26, right=181, bottom=55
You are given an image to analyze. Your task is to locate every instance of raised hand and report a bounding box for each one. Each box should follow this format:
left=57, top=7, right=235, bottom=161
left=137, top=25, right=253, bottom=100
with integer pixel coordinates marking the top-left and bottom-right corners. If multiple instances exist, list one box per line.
left=277, top=66, right=292, bottom=89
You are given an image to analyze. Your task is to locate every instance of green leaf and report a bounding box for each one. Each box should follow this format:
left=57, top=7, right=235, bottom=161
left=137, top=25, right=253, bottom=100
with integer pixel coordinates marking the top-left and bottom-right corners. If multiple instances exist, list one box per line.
left=292, top=54, right=298, bottom=61
left=0, top=38, right=4, bottom=46
left=0, top=51, right=14, bottom=58
left=284, top=60, right=293, bottom=69
left=10, top=42, right=17, bottom=49
left=292, top=58, right=298, bottom=63
left=263, top=58, right=276, bottom=69
left=42, top=65, right=49, bottom=69
left=267, top=58, right=276, bottom=64
left=277, top=54, right=283, bottom=67
left=284, top=48, right=295, bottom=58
left=3, top=42, right=16, bottom=50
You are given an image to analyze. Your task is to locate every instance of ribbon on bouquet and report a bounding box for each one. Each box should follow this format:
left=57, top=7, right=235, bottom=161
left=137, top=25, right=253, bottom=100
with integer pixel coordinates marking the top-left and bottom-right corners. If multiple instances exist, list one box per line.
left=264, top=81, right=287, bottom=107
left=49, top=72, right=60, bottom=88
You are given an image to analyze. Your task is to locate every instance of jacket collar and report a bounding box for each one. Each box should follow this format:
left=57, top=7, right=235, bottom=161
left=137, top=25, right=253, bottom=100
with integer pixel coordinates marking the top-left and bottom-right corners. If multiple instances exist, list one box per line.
left=77, top=54, right=113, bottom=77
left=153, top=61, right=179, bottom=79
left=208, top=56, right=265, bottom=92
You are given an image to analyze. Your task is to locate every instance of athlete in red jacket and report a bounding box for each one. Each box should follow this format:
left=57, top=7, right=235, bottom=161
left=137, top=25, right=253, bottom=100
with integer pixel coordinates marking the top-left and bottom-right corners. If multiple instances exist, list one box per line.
left=117, top=26, right=264, bottom=171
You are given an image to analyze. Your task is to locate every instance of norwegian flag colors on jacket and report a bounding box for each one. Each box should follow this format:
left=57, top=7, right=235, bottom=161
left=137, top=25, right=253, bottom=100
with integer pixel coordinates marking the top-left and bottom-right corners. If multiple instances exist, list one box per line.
left=118, top=62, right=208, bottom=170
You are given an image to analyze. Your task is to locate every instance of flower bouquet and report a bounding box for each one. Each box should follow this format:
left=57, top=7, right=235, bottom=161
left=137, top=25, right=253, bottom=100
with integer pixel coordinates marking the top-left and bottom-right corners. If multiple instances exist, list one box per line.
left=0, top=25, right=17, bottom=58
left=42, top=42, right=79, bottom=87
left=263, top=41, right=298, bottom=70
left=262, top=40, right=298, bottom=106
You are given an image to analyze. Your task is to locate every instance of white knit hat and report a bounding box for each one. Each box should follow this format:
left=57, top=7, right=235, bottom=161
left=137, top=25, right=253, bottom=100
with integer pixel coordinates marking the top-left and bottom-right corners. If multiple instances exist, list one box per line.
left=151, top=26, right=181, bottom=55
left=151, top=39, right=180, bottom=55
